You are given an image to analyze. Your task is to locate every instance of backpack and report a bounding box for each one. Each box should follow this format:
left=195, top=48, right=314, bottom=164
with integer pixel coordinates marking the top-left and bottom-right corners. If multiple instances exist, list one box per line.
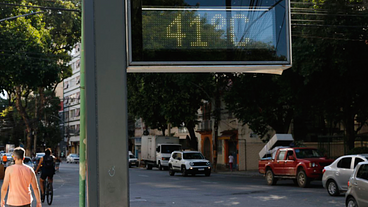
left=43, top=155, right=54, bottom=169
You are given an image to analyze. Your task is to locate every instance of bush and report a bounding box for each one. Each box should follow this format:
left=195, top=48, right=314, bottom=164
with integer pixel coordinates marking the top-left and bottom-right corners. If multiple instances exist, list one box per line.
left=347, top=147, right=368, bottom=155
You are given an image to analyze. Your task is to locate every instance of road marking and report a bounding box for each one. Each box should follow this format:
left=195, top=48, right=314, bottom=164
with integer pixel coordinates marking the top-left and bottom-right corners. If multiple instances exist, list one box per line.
left=130, top=198, right=147, bottom=202
left=201, top=181, right=218, bottom=184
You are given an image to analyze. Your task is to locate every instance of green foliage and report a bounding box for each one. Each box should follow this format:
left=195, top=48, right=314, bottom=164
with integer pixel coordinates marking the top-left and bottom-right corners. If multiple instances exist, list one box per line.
left=128, top=73, right=213, bottom=138
left=347, top=147, right=368, bottom=155
left=0, top=0, right=80, bottom=153
left=0, top=0, right=80, bottom=91
left=223, top=71, right=302, bottom=139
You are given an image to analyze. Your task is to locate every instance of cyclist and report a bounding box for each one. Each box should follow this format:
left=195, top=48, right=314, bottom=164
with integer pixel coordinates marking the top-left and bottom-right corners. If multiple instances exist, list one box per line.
left=35, top=148, right=56, bottom=201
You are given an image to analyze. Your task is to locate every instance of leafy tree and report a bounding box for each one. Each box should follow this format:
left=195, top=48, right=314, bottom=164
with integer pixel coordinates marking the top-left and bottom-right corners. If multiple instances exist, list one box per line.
left=128, top=73, right=213, bottom=150
left=292, top=0, right=368, bottom=150
left=223, top=71, right=302, bottom=141
left=0, top=0, right=80, bottom=155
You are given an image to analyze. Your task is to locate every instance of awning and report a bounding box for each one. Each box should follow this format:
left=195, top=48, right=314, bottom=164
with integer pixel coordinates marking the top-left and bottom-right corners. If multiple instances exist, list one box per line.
left=218, top=135, right=231, bottom=140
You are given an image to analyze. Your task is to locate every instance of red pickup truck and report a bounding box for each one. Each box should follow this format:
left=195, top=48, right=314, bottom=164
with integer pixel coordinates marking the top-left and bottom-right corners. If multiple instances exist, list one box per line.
left=259, top=147, right=334, bottom=187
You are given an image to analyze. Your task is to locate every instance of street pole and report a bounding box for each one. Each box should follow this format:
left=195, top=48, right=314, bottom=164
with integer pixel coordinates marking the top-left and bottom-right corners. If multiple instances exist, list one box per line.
left=79, top=0, right=86, bottom=206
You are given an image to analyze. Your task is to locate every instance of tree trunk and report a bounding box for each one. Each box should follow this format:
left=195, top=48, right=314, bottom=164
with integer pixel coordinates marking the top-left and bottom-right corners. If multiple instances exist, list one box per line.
left=344, top=113, right=356, bottom=152
left=186, top=121, right=198, bottom=151
left=212, top=79, right=221, bottom=173
left=14, top=86, right=32, bottom=156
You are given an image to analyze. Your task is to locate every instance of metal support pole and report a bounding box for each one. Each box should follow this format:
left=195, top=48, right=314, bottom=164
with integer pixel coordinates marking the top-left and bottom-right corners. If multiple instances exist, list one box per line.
left=84, top=0, right=129, bottom=206
left=79, top=0, right=86, bottom=205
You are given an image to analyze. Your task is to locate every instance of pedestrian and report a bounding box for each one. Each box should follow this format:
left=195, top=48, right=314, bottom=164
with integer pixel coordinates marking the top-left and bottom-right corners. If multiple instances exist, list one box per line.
left=228, top=154, right=234, bottom=172
left=2, top=154, right=7, bottom=165
left=1, top=147, right=42, bottom=207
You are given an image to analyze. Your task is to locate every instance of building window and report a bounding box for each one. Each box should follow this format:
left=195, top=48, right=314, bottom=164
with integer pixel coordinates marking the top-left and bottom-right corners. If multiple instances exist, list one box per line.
left=178, top=127, right=188, bottom=133
left=64, top=111, right=69, bottom=120
left=76, top=108, right=80, bottom=117
left=70, top=109, right=76, bottom=119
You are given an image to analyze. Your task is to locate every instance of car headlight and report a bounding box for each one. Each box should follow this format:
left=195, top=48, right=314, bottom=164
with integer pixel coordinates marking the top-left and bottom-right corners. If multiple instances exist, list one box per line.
left=190, top=162, right=194, bottom=166
left=309, top=163, right=318, bottom=167
left=206, top=162, right=210, bottom=166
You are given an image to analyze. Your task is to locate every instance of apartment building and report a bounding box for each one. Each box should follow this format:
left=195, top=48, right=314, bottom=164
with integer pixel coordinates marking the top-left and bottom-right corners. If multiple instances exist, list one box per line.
left=63, top=43, right=81, bottom=155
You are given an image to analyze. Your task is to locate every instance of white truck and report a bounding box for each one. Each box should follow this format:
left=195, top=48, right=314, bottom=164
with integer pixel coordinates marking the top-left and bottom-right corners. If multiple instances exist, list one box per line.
left=141, top=135, right=182, bottom=170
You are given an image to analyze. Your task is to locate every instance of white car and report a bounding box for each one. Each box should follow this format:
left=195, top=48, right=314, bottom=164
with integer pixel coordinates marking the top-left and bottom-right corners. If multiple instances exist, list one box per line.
left=128, top=151, right=139, bottom=168
left=24, top=157, right=34, bottom=169
left=67, top=154, right=80, bottom=163
left=322, top=154, right=368, bottom=196
left=168, top=151, right=211, bottom=176
left=345, top=161, right=368, bottom=207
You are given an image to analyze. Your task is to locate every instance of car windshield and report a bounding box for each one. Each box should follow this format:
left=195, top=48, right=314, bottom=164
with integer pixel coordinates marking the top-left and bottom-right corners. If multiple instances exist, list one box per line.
left=24, top=158, right=32, bottom=164
left=161, top=145, right=181, bottom=153
left=71, top=154, right=78, bottom=157
left=295, top=149, right=323, bottom=158
left=183, top=153, right=205, bottom=160
left=129, top=155, right=135, bottom=158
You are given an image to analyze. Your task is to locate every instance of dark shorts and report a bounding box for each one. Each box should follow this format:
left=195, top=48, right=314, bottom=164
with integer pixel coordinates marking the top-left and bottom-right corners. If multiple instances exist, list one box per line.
left=8, top=204, right=31, bottom=207
left=41, top=168, right=54, bottom=180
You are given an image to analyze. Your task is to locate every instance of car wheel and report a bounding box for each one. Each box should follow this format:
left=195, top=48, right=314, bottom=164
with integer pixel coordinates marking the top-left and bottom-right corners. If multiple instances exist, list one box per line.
left=346, top=197, right=358, bottom=207
left=181, top=166, right=188, bottom=177
left=129, top=164, right=131, bottom=168
left=146, top=163, right=152, bottom=170
left=265, top=169, right=277, bottom=185
left=158, top=162, right=163, bottom=171
left=205, top=172, right=211, bottom=177
left=169, top=165, right=175, bottom=176
left=327, top=180, right=340, bottom=196
left=297, top=170, right=309, bottom=188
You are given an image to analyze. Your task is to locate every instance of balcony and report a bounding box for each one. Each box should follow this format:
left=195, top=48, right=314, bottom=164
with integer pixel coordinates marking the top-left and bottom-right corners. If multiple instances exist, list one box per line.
left=197, top=120, right=212, bottom=131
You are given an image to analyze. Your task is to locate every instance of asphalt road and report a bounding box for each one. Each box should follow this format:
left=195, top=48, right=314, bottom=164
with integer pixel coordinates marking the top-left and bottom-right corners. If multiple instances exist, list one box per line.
left=129, top=167, right=347, bottom=207
left=0, top=164, right=348, bottom=207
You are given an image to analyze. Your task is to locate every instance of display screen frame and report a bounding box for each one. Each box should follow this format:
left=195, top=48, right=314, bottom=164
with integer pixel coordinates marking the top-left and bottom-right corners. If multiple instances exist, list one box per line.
left=126, top=0, right=292, bottom=74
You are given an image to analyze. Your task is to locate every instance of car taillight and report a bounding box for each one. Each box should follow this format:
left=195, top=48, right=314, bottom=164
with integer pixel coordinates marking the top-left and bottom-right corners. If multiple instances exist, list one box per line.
left=348, top=181, right=350, bottom=187
left=322, top=169, right=326, bottom=174
left=162, top=157, right=165, bottom=160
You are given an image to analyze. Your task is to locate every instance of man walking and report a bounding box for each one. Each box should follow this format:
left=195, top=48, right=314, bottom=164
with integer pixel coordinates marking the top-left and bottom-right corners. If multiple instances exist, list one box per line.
left=1, top=147, right=42, bottom=207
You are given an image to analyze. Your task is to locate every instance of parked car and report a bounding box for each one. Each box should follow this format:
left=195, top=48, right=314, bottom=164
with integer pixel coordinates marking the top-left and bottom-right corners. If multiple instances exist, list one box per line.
left=24, top=156, right=34, bottom=169
left=345, top=161, right=368, bottom=207
left=168, top=151, right=211, bottom=177
left=322, top=154, right=368, bottom=196
left=67, top=154, right=80, bottom=163
left=33, top=152, right=45, bottom=170
left=128, top=151, right=139, bottom=168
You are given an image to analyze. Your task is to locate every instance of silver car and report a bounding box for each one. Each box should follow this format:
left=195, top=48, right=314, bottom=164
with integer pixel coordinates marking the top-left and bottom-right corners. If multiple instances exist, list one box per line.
left=345, top=161, right=368, bottom=207
left=322, top=154, right=368, bottom=196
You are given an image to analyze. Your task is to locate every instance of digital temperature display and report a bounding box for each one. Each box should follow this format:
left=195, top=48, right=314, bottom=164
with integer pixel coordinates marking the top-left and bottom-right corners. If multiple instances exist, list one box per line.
left=142, top=8, right=275, bottom=50
left=129, top=0, right=291, bottom=69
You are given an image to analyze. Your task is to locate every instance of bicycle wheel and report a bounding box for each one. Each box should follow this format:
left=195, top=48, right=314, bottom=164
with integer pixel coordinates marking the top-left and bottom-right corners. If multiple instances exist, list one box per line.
left=46, top=182, right=53, bottom=205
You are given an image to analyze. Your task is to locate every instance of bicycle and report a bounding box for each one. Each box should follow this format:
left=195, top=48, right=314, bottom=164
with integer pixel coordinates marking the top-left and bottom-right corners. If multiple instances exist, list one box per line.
left=42, top=176, right=53, bottom=205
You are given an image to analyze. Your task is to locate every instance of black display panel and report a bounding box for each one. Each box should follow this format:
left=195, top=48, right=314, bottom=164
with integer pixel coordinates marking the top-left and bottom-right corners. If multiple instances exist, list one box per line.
left=129, top=0, right=291, bottom=66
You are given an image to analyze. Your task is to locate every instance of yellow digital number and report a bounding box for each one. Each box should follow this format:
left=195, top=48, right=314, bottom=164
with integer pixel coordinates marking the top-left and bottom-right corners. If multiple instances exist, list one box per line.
left=190, top=15, right=208, bottom=47
left=230, top=14, right=250, bottom=46
left=167, top=13, right=186, bottom=47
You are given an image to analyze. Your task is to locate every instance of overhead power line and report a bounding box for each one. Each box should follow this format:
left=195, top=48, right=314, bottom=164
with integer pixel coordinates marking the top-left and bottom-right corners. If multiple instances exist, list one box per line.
left=0, top=2, right=80, bottom=12
left=0, top=11, right=44, bottom=22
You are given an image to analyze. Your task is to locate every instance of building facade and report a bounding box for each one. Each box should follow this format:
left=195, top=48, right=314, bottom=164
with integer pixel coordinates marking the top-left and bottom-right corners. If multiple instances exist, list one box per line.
left=63, top=43, right=81, bottom=155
